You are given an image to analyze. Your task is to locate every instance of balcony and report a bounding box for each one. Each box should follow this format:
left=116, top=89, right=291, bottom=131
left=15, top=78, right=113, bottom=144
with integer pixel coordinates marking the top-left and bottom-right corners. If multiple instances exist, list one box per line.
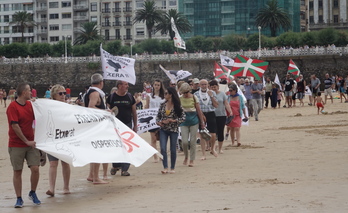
left=37, top=30, right=48, bottom=35
left=112, top=8, right=121, bottom=13
left=112, top=21, right=122, bottom=26
left=73, top=5, right=88, bottom=11
left=74, top=27, right=83, bottom=32
left=102, top=22, right=111, bottom=27
left=36, top=7, right=47, bottom=12
left=73, top=16, right=89, bottom=21
left=123, top=35, right=132, bottom=40
left=123, top=7, right=132, bottom=12
left=102, top=8, right=111, bottom=13
left=123, top=21, right=132, bottom=26
left=36, top=18, right=47, bottom=23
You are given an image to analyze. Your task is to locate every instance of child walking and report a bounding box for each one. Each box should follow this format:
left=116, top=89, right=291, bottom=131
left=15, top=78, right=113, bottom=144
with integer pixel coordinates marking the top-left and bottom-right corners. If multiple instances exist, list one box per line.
left=315, top=92, right=325, bottom=114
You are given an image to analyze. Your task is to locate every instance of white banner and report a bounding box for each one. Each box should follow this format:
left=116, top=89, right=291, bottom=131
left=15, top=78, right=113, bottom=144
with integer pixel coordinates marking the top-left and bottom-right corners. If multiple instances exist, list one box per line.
left=171, top=17, right=186, bottom=50
left=159, top=64, right=192, bottom=83
left=220, top=54, right=234, bottom=66
left=136, top=108, right=160, bottom=134
left=100, top=45, right=136, bottom=85
left=32, top=99, right=159, bottom=167
left=274, top=73, right=283, bottom=91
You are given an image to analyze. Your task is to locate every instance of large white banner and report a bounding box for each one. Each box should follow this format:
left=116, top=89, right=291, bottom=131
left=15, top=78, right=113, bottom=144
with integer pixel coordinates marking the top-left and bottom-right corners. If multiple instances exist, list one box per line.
left=137, top=108, right=159, bottom=134
left=32, top=99, right=159, bottom=167
left=100, top=45, right=136, bottom=84
left=171, top=17, right=186, bottom=50
left=159, top=64, right=192, bottom=83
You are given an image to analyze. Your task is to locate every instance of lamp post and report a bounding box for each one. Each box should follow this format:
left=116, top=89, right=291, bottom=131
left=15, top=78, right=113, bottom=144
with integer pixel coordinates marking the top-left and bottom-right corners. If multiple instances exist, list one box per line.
left=247, top=27, right=250, bottom=38
left=130, top=42, right=132, bottom=57
left=258, top=26, right=261, bottom=59
left=65, top=35, right=70, bottom=64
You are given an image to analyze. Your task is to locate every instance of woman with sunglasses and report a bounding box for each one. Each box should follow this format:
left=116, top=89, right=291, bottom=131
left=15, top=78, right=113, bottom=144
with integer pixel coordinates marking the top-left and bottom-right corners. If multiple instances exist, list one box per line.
left=156, top=87, right=185, bottom=174
left=46, top=84, right=71, bottom=196
left=227, top=83, right=248, bottom=147
left=145, top=80, right=165, bottom=162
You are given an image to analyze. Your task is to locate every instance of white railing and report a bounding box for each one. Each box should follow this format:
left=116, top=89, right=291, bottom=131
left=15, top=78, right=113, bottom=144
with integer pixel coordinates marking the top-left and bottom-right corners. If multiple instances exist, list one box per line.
left=1, top=47, right=347, bottom=64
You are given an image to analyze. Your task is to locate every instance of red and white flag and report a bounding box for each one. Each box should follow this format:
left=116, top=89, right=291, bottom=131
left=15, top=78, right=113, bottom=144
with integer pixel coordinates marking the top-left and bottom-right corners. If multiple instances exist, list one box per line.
left=288, top=59, right=300, bottom=81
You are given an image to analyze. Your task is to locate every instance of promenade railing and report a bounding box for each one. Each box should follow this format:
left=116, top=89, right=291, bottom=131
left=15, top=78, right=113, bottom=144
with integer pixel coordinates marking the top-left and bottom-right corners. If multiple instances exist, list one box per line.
left=1, top=46, right=347, bottom=64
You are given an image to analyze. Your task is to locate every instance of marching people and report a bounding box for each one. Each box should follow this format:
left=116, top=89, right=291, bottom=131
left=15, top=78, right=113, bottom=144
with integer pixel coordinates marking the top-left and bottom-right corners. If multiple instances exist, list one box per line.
left=46, top=84, right=71, bottom=196
left=296, top=74, right=306, bottom=107
left=310, top=74, right=321, bottom=106
left=282, top=73, right=295, bottom=108
left=145, top=79, right=165, bottom=163
left=156, top=87, right=185, bottom=174
left=251, top=79, right=263, bottom=121
left=6, top=83, right=41, bottom=208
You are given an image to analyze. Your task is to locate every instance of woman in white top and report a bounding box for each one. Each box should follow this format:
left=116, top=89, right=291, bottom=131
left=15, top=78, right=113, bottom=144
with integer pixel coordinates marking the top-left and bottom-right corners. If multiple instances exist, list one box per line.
left=145, top=80, right=165, bottom=162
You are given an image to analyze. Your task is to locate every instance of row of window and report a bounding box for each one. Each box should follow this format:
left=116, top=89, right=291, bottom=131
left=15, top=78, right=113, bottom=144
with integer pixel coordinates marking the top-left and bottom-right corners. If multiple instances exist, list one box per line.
left=0, top=3, right=33, bottom=11
left=309, top=15, right=340, bottom=24
left=0, top=26, right=34, bottom=34
left=309, top=0, right=339, bottom=9
left=49, top=2, right=72, bottom=9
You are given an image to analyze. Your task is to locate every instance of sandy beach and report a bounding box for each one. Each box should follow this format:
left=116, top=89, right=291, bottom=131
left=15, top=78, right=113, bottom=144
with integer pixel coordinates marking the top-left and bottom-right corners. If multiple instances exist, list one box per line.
left=0, top=97, right=347, bottom=213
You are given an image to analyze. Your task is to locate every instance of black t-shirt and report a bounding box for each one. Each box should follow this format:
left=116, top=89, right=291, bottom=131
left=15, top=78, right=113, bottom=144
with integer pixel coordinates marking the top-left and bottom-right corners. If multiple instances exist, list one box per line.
left=107, top=92, right=135, bottom=124
left=324, top=78, right=333, bottom=89
left=191, top=88, right=200, bottom=94
left=283, top=79, right=294, bottom=91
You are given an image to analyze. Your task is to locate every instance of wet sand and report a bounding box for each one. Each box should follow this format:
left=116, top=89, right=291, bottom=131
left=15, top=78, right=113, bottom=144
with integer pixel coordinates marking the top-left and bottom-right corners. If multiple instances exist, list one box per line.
left=0, top=97, right=347, bottom=212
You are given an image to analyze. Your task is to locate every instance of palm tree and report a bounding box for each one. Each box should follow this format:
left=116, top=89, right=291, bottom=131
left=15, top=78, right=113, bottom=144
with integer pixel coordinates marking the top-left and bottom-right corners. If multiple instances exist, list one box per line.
left=255, top=0, right=291, bottom=37
left=10, top=11, right=36, bottom=43
left=155, top=9, right=192, bottom=40
left=133, top=0, right=163, bottom=39
left=74, top=22, right=103, bottom=45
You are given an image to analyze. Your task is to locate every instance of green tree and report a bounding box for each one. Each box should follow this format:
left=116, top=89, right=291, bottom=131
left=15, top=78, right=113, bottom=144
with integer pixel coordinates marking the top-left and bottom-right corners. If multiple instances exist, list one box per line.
left=336, top=30, right=348, bottom=47
left=255, top=0, right=291, bottom=37
left=299, top=31, right=317, bottom=47
left=3, top=43, right=29, bottom=58
left=10, top=11, right=36, bottom=43
left=155, top=9, right=192, bottom=40
left=29, top=43, right=52, bottom=57
left=201, top=37, right=214, bottom=52
left=211, top=37, right=224, bottom=51
left=190, top=35, right=205, bottom=51
left=51, top=41, right=72, bottom=57
left=222, top=34, right=247, bottom=51
left=74, top=22, right=103, bottom=45
left=105, top=40, right=122, bottom=55
left=133, top=0, right=164, bottom=39
left=160, top=40, right=175, bottom=54
left=317, top=28, right=338, bottom=46
left=276, top=31, right=300, bottom=48
left=139, top=39, right=161, bottom=54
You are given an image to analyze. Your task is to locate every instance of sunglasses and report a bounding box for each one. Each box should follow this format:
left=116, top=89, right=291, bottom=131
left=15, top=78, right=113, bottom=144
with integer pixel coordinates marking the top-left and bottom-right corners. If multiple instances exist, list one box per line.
left=164, top=92, right=169, bottom=95
left=183, top=91, right=190, bottom=94
left=171, top=84, right=176, bottom=86
left=58, top=92, right=67, bottom=96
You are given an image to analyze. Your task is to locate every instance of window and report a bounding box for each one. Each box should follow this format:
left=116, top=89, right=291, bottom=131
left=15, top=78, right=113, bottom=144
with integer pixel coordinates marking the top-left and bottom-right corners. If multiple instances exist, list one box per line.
left=49, top=25, right=59, bottom=31
left=28, top=27, right=33, bottom=33
left=4, top=37, right=9, bottom=44
left=136, top=0, right=143, bottom=8
left=169, top=0, right=176, bottom=6
left=4, top=26, right=9, bottom=33
left=4, top=15, right=9, bottom=22
left=318, top=0, right=323, bottom=8
left=309, top=16, right=314, bottom=24
left=136, top=28, right=144, bottom=35
left=334, top=15, right=339, bottom=23
left=62, top=24, right=71, bottom=30
left=319, top=15, right=323, bottom=23
left=12, top=26, right=21, bottom=33
left=115, top=29, right=120, bottom=39
left=50, top=36, right=59, bottom=42
left=105, top=29, right=109, bottom=40
left=49, top=2, right=59, bottom=8
left=62, top=13, right=71, bottom=19
left=334, top=0, right=338, bottom=8
left=3, top=4, right=9, bottom=11
left=12, top=3, right=22, bottom=10
left=62, top=1, right=71, bottom=7
left=309, top=1, right=313, bottom=10
left=91, top=2, right=97, bottom=11
left=91, top=16, right=97, bottom=22
left=49, top=14, right=59, bottom=19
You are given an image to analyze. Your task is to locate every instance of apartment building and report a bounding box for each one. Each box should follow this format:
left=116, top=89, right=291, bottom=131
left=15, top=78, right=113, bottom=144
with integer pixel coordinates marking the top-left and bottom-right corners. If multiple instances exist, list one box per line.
left=308, top=0, right=348, bottom=31
left=0, top=0, right=35, bottom=44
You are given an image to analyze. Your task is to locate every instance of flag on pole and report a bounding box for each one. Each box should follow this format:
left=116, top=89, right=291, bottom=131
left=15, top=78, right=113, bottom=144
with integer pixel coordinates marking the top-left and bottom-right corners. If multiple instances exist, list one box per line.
left=159, top=64, right=191, bottom=83
left=274, top=73, right=283, bottom=91
left=230, top=55, right=268, bottom=80
left=100, top=45, right=136, bottom=84
left=220, top=54, right=234, bottom=66
left=214, top=62, right=234, bottom=82
left=288, top=59, right=300, bottom=81
left=171, top=17, right=186, bottom=50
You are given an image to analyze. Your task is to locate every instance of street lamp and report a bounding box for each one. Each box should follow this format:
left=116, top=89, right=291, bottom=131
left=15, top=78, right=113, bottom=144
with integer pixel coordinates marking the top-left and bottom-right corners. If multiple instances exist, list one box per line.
left=65, top=35, right=70, bottom=63
left=247, top=27, right=250, bottom=38
left=130, top=42, right=132, bottom=57
left=258, top=26, right=261, bottom=59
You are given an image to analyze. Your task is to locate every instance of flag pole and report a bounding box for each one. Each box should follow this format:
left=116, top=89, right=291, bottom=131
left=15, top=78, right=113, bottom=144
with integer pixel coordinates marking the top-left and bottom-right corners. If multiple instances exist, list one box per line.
left=177, top=47, right=181, bottom=68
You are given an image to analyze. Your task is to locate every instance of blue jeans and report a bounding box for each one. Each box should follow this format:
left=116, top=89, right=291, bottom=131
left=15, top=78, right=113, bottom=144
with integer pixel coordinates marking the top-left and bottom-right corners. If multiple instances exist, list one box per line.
left=159, top=129, right=178, bottom=170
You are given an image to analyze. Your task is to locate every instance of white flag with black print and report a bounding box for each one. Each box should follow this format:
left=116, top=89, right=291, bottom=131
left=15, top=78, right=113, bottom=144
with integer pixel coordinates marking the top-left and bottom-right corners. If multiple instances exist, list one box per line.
left=171, top=17, right=186, bottom=50
left=159, top=64, right=192, bottom=83
left=220, top=54, right=234, bottom=66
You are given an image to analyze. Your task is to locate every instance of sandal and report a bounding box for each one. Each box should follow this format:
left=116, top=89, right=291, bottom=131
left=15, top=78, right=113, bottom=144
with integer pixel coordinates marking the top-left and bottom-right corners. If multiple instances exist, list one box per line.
left=110, top=167, right=119, bottom=175
left=121, top=171, right=130, bottom=176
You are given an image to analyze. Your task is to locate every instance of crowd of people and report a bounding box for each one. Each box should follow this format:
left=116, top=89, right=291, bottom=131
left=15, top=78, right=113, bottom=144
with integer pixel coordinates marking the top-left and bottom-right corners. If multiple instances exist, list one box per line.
left=4, top=71, right=348, bottom=208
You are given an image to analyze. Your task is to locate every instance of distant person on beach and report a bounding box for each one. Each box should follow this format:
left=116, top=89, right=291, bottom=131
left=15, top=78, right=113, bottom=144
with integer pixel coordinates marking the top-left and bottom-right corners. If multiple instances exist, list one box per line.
left=6, top=83, right=41, bottom=208
left=2, top=88, right=7, bottom=107
left=46, top=84, right=71, bottom=197
left=282, top=73, right=294, bottom=108
left=310, top=74, right=321, bottom=106
left=8, top=87, right=16, bottom=102
left=31, top=87, right=37, bottom=99
left=84, top=73, right=109, bottom=184
left=296, top=75, right=306, bottom=107
left=337, top=75, right=347, bottom=103
left=65, top=85, right=71, bottom=100
left=323, top=73, right=334, bottom=104
left=315, top=92, right=325, bottom=114
left=45, top=87, right=51, bottom=99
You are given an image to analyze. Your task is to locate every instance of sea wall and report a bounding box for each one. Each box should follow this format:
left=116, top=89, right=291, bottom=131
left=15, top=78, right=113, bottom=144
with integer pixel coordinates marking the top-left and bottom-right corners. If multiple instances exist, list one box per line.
left=0, top=54, right=347, bottom=96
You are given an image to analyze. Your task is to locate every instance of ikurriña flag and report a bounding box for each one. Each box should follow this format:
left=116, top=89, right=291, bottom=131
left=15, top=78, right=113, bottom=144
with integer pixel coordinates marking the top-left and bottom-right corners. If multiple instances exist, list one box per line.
left=214, top=62, right=234, bottom=82
left=288, top=59, right=301, bottom=81
left=100, top=45, right=136, bottom=84
left=231, top=55, right=268, bottom=80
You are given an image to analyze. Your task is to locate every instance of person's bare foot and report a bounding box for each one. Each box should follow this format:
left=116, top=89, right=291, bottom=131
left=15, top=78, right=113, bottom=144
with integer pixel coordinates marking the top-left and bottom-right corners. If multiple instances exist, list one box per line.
left=210, top=150, right=218, bottom=157
left=103, top=175, right=108, bottom=180
left=218, top=149, right=224, bottom=154
left=183, top=158, right=188, bottom=165
left=46, top=190, right=54, bottom=197
left=87, top=177, right=93, bottom=182
left=200, top=156, right=206, bottom=160
left=188, top=160, right=194, bottom=167
left=63, top=189, right=71, bottom=194
left=161, top=169, right=168, bottom=174
left=93, top=179, right=109, bottom=184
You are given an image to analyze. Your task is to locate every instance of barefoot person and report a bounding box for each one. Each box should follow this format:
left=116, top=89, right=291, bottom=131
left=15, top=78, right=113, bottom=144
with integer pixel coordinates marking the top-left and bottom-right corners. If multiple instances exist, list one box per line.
left=156, top=87, right=185, bottom=174
left=2, top=88, right=7, bottom=108
left=6, top=83, right=41, bottom=208
left=46, top=84, right=71, bottom=196
left=226, top=83, right=248, bottom=146
left=145, top=80, right=165, bottom=163
left=179, top=83, right=204, bottom=167
left=84, top=73, right=108, bottom=184
left=315, top=92, right=325, bottom=114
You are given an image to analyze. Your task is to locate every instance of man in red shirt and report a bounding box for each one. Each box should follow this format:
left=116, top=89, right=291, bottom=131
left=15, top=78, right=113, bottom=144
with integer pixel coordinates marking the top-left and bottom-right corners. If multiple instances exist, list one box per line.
left=6, top=83, right=41, bottom=208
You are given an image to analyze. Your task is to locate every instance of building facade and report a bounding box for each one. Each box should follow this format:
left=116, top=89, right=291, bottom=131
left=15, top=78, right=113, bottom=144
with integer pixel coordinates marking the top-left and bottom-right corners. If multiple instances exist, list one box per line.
left=308, top=0, right=348, bottom=31
left=178, top=0, right=300, bottom=38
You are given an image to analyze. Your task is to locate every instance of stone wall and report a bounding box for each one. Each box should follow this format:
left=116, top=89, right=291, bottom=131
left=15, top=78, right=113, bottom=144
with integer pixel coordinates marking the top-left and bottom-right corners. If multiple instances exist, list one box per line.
left=0, top=55, right=347, bottom=96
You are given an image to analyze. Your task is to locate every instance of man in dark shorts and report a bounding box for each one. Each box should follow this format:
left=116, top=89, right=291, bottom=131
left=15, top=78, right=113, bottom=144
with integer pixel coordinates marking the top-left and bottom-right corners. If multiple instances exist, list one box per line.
left=194, top=79, right=218, bottom=159
left=6, top=83, right=41, bottom=208
left=282, top=73, right=295, bottom=108
left=310, top=74, right=321, bottom=106
left=107, top=80, right=138, bottom=176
